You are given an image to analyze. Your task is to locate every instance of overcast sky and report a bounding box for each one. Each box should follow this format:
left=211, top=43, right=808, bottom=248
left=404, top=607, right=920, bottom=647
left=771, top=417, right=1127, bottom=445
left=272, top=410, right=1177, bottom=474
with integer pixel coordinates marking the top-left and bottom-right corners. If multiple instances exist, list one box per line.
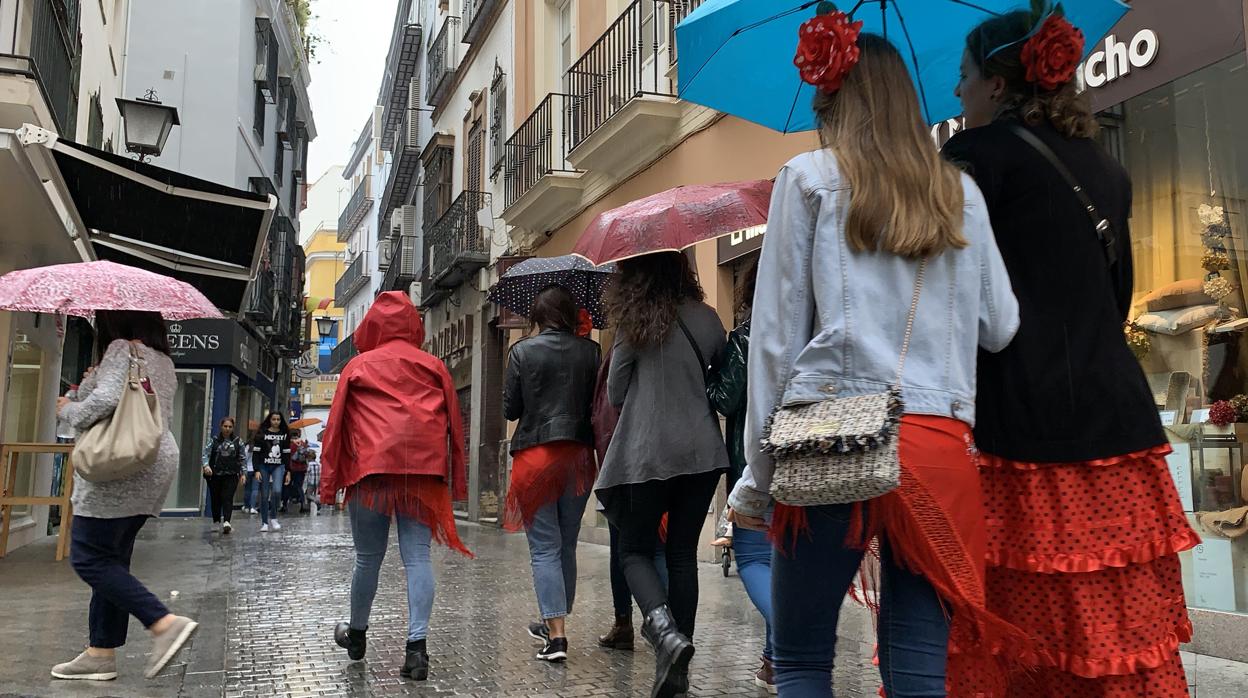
left=304, top=0, right=400, bottom=182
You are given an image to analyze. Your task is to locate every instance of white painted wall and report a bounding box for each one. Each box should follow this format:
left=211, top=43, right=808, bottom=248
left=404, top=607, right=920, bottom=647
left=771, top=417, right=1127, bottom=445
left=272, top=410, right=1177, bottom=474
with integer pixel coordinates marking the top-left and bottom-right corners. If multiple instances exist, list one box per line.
left=300, top=165, right=347, bottom=245
left=76, top=0, right=129, bottom=146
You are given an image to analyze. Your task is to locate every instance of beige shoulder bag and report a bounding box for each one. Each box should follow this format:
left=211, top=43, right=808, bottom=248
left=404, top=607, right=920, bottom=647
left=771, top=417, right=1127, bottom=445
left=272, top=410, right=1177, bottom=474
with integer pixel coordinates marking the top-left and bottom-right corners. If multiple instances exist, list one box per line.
left=73, top=342, right=164, bottom=483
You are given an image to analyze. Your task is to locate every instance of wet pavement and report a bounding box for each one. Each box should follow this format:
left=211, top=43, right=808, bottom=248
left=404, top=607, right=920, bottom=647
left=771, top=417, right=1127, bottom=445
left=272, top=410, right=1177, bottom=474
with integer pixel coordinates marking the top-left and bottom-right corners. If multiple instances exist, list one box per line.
left=0, top=513, right=1245, bottom=697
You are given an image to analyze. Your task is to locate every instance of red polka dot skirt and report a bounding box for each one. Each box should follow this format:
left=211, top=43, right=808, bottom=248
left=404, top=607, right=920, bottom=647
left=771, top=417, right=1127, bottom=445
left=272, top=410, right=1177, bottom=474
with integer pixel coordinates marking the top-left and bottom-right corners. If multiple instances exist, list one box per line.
left=969, top=445, right=1200, bottom=697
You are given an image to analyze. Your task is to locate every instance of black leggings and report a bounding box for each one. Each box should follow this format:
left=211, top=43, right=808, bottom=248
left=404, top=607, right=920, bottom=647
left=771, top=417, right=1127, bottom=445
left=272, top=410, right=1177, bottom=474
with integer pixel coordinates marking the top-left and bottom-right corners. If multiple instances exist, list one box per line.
left=605, top=469, right=721, bottom=640
left=206, top=474, right=238, bottom=523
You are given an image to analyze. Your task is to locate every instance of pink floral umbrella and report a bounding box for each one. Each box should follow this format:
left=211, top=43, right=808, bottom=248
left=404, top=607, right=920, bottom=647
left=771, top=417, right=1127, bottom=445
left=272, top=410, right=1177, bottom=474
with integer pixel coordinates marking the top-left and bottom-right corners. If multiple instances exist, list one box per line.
left=572, top=179, right=773, bottom=265
left=0, top=260, right=223, bottom=320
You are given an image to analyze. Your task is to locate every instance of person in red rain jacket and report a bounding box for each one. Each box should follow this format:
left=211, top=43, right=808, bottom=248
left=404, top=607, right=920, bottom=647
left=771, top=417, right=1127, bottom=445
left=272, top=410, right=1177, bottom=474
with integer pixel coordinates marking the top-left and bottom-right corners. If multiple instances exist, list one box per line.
left=321, top=291, right=469, bottom=683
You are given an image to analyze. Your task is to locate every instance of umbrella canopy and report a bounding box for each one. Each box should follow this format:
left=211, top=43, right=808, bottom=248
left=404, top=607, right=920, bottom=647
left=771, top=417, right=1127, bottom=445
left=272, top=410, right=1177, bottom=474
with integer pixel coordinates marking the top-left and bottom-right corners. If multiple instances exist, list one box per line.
left=0, top=260, right=222, bottom=320
left=488, top=255, right=617, bottom=329
left=289, top=417, right=322, bottom=430
left=573, top=180, right=773, bottom=265
left=676, top=0, right=1130, bottom=131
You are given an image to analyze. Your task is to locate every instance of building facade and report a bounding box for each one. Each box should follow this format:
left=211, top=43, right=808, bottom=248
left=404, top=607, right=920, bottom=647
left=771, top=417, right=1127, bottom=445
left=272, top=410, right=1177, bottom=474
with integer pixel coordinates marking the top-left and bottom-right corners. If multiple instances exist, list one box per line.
left=300, top=165, right=346, bottom=407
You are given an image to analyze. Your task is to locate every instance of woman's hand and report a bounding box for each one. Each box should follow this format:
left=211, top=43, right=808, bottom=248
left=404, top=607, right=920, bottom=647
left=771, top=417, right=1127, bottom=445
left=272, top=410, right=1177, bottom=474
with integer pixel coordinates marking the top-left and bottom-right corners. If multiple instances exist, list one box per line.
left=81, top=366, right=95, bottom=383
left=728, top=507, right=767, bottom=532
left=254, top=472, right=262, bottom=482
left=284, top=473, right=292, bottom=486
left=56, top=396, right=71, bottom=414
left=202, top=466, right=213, bottom=477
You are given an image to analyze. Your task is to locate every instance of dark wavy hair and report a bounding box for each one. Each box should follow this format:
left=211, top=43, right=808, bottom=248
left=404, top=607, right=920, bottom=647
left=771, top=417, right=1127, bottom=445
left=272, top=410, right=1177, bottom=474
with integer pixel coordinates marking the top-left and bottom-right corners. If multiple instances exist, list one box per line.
left=529, top=284, right=578, bottom=333
left=94, top=309, right=171, bottom=360
left=966, top=9, right=1098, bottom=139
left=605, top=252, right=705, bottom=350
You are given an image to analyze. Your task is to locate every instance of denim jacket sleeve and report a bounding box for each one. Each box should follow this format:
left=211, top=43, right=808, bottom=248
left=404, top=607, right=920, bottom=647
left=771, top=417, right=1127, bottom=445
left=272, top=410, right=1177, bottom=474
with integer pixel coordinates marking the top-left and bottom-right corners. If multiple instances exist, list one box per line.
left=730, top=164, right=820, bottom=519
left=967, top=181, right=1021, bottom=352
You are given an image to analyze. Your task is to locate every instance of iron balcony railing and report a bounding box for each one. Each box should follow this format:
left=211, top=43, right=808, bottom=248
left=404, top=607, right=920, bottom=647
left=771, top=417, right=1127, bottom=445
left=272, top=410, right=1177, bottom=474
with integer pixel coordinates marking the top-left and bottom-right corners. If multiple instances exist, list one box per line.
left=338, top=175, right=374, bottom=241
left=462, top=0, right=500, bottom=44
left=335, top=252, right=371, bottom=302
left=667, top=0, right=705, bottom=65
left=379, top=22, right=423, bottom=150
left=428, top=191, right=491, bottom=289
left=380, top=235, right=422, bottom=293
left=504, top=93, right=580, bottom=210
left=427, top=16, right=460, bottom=108
left=25, top=0, right=81, bottom=134
left=380, top=107, right=421, bottom=223
left=418, top=262, right=451, bottom=309
left=245, top=269, right=277, bottom=329
left=329, top=332, right=357, bottom=373
left=565, top=0, right=675, bottom=152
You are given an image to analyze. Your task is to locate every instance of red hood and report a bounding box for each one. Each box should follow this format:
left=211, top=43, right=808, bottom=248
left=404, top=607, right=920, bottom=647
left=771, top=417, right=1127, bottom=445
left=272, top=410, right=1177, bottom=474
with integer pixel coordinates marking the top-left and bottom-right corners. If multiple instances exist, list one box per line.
left=356, top=291, right=424, bottom=351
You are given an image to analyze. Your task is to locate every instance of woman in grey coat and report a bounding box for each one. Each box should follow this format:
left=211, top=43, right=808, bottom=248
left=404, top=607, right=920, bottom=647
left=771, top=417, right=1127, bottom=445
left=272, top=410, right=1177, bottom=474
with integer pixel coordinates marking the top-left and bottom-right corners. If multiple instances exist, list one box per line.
left=52, top=310, right=198, bottom=682
left=595, top=251, right=728, bottom=698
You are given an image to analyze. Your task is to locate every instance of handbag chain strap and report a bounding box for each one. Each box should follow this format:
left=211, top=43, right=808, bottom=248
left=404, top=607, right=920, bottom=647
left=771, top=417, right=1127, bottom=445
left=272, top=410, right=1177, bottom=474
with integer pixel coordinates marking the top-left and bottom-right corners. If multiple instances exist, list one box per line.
left=894, top=259, right=928, bottom=386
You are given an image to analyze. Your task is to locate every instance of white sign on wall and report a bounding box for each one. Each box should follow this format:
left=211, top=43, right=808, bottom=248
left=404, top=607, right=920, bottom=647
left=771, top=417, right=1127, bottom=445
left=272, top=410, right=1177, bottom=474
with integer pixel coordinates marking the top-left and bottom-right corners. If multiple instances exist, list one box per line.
left=1079, top=29, right=1161, bottom=89
left=1164, top=442, right=1194, bottom=512
left=1192, top=538, right=1238, bottom=612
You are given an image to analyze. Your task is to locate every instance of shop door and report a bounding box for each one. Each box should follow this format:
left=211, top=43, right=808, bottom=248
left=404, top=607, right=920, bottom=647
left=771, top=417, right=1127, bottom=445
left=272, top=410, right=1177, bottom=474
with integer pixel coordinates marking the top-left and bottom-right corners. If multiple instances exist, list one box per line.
left=165, top=370, right=210, bottom=511
left=456, top=386, right=471, bottom=508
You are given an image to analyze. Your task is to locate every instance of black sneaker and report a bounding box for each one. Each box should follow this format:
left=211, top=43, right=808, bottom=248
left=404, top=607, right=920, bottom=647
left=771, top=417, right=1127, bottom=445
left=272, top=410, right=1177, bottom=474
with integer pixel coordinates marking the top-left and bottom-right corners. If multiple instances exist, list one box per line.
left=536, top=637, right=568, bottom=662
left=334, top=622, right=366, bottom=661
left=527, top=621, right=550, bottom=643
left=401, top=639, right=429, bottom=681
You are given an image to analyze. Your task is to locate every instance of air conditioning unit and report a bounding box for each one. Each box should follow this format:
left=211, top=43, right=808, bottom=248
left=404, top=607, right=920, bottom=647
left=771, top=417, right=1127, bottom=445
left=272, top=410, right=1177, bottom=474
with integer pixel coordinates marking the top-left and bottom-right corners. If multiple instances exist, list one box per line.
left=398, top=204, right=419, bottom=238
left=378, top=237, right=395, bottom=271
left=390, top=207, right=405, bottom=238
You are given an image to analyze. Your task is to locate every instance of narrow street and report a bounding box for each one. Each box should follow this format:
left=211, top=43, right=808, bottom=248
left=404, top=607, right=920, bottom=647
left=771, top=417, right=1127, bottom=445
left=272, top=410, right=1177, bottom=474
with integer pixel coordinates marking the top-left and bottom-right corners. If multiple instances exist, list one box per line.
left=0, top=514, right=1245, bottom=697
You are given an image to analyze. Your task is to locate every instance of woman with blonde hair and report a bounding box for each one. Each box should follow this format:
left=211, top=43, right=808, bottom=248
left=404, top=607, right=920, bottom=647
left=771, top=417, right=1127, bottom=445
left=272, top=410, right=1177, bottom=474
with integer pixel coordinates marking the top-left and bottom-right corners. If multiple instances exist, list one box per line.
left=728, top=9, right=1021, bottom=695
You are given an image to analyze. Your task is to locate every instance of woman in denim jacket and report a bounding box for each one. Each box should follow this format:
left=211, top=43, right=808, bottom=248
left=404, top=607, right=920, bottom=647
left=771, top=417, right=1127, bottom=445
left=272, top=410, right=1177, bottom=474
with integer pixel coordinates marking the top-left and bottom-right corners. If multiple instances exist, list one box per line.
left=728, top=31, right=1020, bottom=696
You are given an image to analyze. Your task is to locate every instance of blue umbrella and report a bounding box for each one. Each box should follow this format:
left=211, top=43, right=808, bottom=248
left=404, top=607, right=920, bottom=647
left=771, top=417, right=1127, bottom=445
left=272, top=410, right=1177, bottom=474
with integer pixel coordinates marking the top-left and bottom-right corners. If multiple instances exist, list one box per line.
left=676, top=0, right=1130, bottom=131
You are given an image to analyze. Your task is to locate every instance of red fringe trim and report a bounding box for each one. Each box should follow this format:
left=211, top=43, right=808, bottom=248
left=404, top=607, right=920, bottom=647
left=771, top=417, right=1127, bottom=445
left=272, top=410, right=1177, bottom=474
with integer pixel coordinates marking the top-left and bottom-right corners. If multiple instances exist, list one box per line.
left=978, top=444, right=1172, bottom=470
left=347, top=475, right=473, bottom=558
left=658, top=513, right=669, bottom=543
left=986, top=529, right=1202, bottom=574
left=768, top=502, right=812, bottom=554
left=502, top=442, right=595, bottom=532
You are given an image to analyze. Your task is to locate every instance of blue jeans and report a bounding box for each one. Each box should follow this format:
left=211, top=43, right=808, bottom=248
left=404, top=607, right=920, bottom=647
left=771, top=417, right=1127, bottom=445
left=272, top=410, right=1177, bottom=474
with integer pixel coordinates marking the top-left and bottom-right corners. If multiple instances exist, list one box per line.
left=525, top=482, right=591, bottom=620
left=772, top=504, right=949, bottom=697
left=70, top=516, right=170, bottom=649
left=348, top=501, right=435, bottom=642
left=257, top=464, right=284, bottom=524
left=243, top=475, right=258, bottom=510
left=733, top=526, right=773, bottom=660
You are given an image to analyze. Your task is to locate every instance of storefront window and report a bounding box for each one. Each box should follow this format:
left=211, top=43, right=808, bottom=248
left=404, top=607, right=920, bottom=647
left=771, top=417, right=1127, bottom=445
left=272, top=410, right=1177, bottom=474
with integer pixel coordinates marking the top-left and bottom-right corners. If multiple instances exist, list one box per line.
left=165, top=370, right=210, bottom=511
left=1119, top=52, right=1248, bottom=614
left=3, top=337, right=43, bottom=517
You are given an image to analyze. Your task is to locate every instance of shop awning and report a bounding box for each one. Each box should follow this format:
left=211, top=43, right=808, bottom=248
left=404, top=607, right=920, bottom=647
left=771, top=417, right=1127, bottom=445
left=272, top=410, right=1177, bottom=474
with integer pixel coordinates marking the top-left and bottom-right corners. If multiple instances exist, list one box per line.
left=12, top=124, right=276, bottom=312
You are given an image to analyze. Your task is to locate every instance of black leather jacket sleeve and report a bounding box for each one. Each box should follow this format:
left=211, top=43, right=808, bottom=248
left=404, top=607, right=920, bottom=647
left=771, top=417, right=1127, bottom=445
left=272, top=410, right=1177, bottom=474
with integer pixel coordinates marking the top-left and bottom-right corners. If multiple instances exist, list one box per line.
left=707, top=326, right=749, bottom=417
left=503, top=346, right=523, bottom=421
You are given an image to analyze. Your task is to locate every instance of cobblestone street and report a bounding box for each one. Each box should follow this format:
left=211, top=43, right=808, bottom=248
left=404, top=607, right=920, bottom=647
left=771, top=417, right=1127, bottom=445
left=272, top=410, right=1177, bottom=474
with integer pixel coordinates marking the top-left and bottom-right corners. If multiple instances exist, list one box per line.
left=2, top=514, right=1247, bottom=697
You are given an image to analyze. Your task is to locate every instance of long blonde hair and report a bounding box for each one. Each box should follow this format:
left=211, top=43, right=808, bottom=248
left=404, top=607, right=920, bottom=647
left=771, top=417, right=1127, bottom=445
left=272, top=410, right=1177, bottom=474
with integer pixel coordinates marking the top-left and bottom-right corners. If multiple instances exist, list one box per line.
left=816, top=34, right=966, bottom=257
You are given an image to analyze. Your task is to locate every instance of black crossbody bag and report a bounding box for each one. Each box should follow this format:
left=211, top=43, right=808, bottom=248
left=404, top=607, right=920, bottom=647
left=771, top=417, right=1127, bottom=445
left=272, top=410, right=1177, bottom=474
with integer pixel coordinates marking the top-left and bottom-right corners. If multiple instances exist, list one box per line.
left=1009, top=124, right=1118, bottom=267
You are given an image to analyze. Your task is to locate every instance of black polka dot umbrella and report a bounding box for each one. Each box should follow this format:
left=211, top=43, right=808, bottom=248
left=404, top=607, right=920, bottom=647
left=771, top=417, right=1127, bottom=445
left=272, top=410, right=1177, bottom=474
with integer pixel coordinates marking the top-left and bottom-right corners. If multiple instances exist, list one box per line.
left=488, top=255, right=617, bottom=328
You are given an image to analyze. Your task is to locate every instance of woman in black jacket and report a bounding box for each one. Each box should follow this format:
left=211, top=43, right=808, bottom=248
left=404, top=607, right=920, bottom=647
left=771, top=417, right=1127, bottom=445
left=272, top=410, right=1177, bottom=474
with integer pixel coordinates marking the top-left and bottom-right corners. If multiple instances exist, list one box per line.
left=251, top=411, right=291, bottom=532
left=945, top=7, right=1200, bottom=695
left=202, top=417, right=246, bottom=534
left=502, top=285, right=600, bottom=663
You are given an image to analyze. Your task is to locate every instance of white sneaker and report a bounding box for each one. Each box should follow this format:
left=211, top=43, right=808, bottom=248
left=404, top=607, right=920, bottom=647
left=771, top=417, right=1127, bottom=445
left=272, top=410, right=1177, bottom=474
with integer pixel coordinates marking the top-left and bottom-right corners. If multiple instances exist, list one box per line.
left=271, top=519, right=281, bottom=531
left=260, top=523, right=269, bottom=533
left=222, top=521, right=232, bottom=535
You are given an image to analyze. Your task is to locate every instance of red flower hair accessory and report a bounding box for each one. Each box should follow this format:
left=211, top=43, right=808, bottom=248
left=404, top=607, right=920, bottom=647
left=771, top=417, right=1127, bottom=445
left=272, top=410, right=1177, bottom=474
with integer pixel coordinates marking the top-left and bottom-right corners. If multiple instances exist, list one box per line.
left=1020, top=13, right=1085, bottom=91
left=575, top=308, right=593, bottom=338
left=794, top=9, right=864, bottom=94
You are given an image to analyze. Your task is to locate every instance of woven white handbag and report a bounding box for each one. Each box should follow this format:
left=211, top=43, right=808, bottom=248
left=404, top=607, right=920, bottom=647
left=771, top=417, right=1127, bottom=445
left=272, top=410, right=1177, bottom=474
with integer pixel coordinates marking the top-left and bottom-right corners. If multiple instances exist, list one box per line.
left=763, top=261, right=926, bottom=506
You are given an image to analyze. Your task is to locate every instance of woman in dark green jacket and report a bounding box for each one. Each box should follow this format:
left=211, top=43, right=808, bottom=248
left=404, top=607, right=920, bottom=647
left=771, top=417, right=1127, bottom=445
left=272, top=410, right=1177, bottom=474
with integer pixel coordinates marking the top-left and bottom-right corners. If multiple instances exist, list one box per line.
left=707, top=262, right=774, bottom=692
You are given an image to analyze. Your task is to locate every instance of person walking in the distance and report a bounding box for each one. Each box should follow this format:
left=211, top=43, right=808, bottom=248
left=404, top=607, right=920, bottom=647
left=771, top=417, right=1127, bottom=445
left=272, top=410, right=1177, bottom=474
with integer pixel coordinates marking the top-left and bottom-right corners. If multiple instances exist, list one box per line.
left=251, top=411, right=290, bottom=532
left=321, top=291, right=472, bottom=681
left=51, top=310, right=199, bottom=681
left=202, top=417, right=246, bottom=534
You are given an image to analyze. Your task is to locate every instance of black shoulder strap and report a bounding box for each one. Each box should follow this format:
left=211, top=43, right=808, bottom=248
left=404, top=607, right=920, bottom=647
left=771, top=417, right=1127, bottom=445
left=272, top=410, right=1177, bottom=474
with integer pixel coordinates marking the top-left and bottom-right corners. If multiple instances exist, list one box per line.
left=1008, top=124, right=1118, bottom=267
left=675, top=316, right=710, bottom=385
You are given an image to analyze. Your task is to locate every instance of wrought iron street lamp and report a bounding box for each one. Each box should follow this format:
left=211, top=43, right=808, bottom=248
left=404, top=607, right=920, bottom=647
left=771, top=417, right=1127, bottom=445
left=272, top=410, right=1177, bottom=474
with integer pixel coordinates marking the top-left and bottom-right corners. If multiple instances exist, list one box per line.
left=116, top=89, right=180, bottom=161
left=315, top=315, right=339, bottom=340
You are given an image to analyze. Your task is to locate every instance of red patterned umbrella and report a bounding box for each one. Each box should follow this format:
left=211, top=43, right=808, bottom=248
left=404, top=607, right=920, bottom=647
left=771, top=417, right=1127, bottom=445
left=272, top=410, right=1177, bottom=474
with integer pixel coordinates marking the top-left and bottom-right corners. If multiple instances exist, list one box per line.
left=0, top=260, right=223, bottom=320
left=572, top=179, right=773, bottom=265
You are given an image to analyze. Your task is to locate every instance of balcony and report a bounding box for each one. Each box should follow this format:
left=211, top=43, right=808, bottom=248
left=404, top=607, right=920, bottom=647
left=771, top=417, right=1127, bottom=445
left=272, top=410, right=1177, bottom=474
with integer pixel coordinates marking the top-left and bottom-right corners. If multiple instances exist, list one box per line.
left=378, top=22, right=424, bottom=150
left=329, top=332, right=357, bottom=373
left=379, top=234, right=422, bottom=293
left=335, top=251, right=371, bottom=302
left=380, top=106, right=421, bottom=224
left=666, top=0, right=706, bottom=66
left=462, top=0, right=502, bottom=45
left=502, top=93, right=584, bottom=233
left=565, top=0, right=681, bottom=174
left=419, top=263, right=451, bottom=309
left=0, top=0, right=82, bottom=133
left=245, top=269, right=277, bottom=330
left=338, top=175, right=374, bottom=241
left=426, top=17, right=461, bottom=109
left=428, top=191, right=491, bottom=290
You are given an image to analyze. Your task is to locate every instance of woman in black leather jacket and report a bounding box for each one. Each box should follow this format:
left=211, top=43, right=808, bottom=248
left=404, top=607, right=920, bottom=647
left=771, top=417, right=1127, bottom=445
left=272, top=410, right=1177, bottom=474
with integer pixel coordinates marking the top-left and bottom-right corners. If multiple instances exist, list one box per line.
left=502, top=285, right=600, bottom=663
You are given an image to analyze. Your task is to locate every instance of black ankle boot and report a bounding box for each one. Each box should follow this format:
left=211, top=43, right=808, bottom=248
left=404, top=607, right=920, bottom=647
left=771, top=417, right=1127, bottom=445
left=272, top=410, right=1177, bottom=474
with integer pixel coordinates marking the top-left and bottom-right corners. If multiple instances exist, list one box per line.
left=401, top=639, right=429, bottom=681
left=333, top=622, right=367, bottom=661
left=598, top=614, right=634, bottom=650
left=641, top=606, right=694, bottom=698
